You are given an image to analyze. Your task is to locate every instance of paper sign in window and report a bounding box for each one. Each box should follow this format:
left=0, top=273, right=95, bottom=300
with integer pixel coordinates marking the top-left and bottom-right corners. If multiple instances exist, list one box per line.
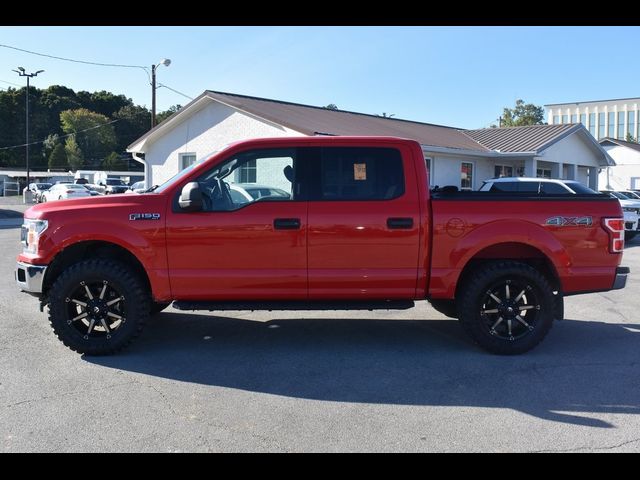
left=354, top=163, right=367, bottom=181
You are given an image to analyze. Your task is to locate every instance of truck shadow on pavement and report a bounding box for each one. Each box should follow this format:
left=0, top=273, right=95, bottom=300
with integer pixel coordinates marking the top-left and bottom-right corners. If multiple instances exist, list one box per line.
left=87, top=313, right=640, bottom=428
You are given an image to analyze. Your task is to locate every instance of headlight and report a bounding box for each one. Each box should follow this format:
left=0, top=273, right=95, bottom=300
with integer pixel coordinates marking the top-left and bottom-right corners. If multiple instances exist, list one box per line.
left=21, top=219, right=48, bottom=254
left=623, top=207, right=635, bottom=212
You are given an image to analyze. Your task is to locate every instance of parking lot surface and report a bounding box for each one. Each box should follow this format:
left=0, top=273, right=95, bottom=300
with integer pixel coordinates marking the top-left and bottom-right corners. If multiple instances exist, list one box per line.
left=1, top=201, right=640, bottom=452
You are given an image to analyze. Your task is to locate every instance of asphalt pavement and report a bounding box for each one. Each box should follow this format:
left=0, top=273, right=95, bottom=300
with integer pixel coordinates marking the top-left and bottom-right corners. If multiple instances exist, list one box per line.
left=1, top=202, right=640, bottom=452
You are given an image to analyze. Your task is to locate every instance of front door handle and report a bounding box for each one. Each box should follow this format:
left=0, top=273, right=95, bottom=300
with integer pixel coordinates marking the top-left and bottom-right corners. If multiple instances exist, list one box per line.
left=274, top=218, right=301, bottom=230
left=387, top=217, right=413, bottom=229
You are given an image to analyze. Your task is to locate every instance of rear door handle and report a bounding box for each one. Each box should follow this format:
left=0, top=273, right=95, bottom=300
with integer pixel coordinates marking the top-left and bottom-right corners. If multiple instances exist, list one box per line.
left=387, top=217, right=413, bottom=229
left=274, top=218, right=301, bottom=230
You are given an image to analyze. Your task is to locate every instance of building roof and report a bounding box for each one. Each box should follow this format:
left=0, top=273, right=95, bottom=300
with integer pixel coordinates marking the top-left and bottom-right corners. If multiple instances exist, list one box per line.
left=599, top=137, right=640, bottom=153
left=127, top=90, right=613, bottom=166
left=545, top=97, right=640, bottom=107
left=204, top=91, right=489, bottom=152
left=465, top=124, right=578, bottom=153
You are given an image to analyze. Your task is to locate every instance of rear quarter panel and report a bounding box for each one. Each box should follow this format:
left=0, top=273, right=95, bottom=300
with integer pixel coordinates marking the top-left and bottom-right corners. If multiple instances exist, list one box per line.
left=429, top=197, right=623, bottom=298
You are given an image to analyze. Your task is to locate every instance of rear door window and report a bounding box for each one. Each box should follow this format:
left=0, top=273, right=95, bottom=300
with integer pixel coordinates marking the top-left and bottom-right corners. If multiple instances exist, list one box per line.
left=308, top=147, right=405, bottom=201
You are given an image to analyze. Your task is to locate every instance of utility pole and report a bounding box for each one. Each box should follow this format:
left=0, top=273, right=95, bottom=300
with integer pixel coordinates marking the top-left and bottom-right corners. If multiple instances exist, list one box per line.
left=13, top=67, right=44, bottom=188
left=150, top=59, right=171, bottom=128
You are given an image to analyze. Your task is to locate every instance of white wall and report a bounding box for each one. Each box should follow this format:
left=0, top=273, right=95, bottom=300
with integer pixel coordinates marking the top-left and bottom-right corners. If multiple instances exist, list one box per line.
left=424, top=151, right=493, bottom=190
left=599, top=144, right=640, bottom=189
left=144, top=101, right=304, bottom=186
left=541, top=131, right=600, bottom=167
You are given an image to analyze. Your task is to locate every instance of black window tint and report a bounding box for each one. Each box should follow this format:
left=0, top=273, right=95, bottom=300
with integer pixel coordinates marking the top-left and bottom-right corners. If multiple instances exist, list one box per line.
left=540, top=182, right=570, bottom=194
left=489, top=182, right=517, bottom=192
left=314, top=147, right=404, bottom=201
left=516, top=182, right=540, bottom=193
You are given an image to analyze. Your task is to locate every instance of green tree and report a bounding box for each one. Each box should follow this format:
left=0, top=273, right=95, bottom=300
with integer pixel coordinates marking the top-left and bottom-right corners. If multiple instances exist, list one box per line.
left=48, top=143, right=68, bottom=170
left=60, top=108, right=116, bottom=166
left=499, top=99, right=545, bottom=127
left=156, top=104, right=182, bottom=125
left=103, top=151, right=128, bottom=171
left=65, top=135, right=83, bottom=171
left=113, top=104, right=151, bottom=152
left=626, top=133, right=637, bottom=143
left=324, top=104, right=338, bottom=110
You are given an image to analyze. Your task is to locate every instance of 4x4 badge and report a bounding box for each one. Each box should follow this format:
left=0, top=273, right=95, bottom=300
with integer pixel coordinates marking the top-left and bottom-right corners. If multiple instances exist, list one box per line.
left=545, top=216, right=592, bottom=226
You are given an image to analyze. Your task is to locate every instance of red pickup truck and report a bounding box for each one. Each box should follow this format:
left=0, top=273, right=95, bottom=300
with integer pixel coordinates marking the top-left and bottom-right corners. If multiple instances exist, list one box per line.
left=16, top=137, right=629, bottom=355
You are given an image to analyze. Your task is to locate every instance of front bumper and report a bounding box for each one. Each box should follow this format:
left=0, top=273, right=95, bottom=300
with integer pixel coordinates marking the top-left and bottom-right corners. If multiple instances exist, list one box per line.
left=15, top=261, right=47, bottom=294
left=612, top=266, right=630, bottom=290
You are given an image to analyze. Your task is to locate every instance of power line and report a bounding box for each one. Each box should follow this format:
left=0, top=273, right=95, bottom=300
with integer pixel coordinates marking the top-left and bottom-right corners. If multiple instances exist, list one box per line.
left=0, top=43, right=148, bottom=71
left=157, top=83, right=194, bottom=101
left=0, top=43, right=190, bottom=110
left=0, top=118, right=120, bottom=151
left=0, top=78, right=22, bottom=87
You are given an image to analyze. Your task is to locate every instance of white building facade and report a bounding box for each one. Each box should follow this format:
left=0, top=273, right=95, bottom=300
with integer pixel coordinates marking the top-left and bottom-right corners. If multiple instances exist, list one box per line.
left=129, top=91, right=613, bottom=191
left=598, top=138, right=640, bottom=190
left=546, top=97, right=640, bottom=141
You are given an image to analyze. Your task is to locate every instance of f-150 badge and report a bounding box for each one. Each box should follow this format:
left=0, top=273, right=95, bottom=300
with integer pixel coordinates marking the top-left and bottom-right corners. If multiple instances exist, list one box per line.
left=545, top=216, right=592, bottom=226
left=129, top=213, right=161, bottom=221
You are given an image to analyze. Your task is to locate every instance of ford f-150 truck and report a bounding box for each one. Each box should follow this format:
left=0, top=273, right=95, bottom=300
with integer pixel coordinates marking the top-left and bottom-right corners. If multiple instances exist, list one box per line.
left=15, top=137, right=629, bottom=355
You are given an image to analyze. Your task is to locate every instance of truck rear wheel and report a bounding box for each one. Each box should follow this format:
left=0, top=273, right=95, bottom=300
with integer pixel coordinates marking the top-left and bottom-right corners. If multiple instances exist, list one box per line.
left=47, top=259, right=150, bottom=355
left=457, top=261, right=555, bottom=355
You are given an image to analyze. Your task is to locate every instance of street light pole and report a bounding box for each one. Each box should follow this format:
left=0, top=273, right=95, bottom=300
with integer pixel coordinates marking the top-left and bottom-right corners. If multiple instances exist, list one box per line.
left=151, top=58, right=171, bottom=128
left=13, top=67, right=44, bottom=187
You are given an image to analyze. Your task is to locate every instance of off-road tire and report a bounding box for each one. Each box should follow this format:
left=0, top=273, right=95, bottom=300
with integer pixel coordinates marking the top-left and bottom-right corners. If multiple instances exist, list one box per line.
left=48, top=259, right=150, bottom=355
left=457, top=261, right=555, bottom=355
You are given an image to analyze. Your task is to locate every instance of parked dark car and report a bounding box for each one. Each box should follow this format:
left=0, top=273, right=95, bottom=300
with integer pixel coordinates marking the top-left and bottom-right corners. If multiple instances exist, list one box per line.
left=101, top=178, right=129, bottom=194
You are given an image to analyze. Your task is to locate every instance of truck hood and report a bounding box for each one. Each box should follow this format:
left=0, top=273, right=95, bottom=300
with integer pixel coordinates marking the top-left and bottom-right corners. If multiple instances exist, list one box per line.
left=24, top=193, right=163, bottom=220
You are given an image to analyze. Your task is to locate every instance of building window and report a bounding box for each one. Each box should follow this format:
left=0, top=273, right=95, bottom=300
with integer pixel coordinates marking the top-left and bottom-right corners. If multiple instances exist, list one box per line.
left=179, top=153, right=196, bottom=170
left=494, top=165, right=513, bottom=178
left=618, top=111, right=625, bottom=139
left=516, top=166, right=525, bottom=177
left=461, top=162, right=474, bottom=190
left=608, top=112, right=615, bottom=138
left=238, top=159, right=257, bottom=183
left=536, top=168, right=552, bottom=179
left=425, top=157, right=433, bottom=186
left=571, top=114, right=578, bottom=123
left=562, top=115, right=569, bottom=124
left=629, top=112, right=636, bottom=140
left=553, top=115, right=560, bottom=124
left=589, top=113, right=596, bottom=137
left=598, top=113, right=605, bottom=139
left=580, top=114, right=586, bottom=125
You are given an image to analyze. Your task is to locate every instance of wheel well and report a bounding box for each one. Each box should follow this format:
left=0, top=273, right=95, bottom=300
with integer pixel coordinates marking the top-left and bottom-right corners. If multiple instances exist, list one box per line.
left=42, top=241, right=151, bottom=298
left=455, top=242, right=561, bottom=298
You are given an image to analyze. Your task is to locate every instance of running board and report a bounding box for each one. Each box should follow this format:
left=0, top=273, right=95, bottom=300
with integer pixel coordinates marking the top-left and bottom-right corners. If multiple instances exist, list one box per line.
left=172, top=300, right=415, bottom=312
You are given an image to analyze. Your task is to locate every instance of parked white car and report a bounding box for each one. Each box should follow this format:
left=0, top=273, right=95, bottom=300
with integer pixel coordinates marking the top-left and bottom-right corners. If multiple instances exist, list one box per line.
left=41, top=183, right=93, bottom=202
left=601, top=191, right=640, bottom=240
left=124, top=181, right=146, bottom=194
left=479, top=177, right=597, bottom=194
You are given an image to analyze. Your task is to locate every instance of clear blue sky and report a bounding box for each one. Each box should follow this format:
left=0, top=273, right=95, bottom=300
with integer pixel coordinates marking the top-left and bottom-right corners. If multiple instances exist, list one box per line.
left=1, top=26, right=639, bottom=129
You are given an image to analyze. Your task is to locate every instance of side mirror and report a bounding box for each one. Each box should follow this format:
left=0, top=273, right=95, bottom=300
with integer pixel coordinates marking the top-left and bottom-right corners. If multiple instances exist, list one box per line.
left=179, top=182, right=203, bottom=211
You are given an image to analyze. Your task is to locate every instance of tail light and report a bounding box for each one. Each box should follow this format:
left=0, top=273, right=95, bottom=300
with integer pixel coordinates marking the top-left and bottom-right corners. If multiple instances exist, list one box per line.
left=66, top=190, right=74, bottom=194
left=603, top=218, right=625, bottom=253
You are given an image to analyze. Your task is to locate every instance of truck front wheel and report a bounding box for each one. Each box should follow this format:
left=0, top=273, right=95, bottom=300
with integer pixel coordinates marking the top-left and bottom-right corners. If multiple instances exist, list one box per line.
left=457, top=261, right=555, bottom=355
left=47, top=259, right=150, bottom=355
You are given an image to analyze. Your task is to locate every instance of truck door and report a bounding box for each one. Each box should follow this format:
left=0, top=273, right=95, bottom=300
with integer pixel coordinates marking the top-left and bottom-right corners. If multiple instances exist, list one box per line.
left=165, top=147, right=308, bottom=300
left=306, top=145, right=421, bottom=299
